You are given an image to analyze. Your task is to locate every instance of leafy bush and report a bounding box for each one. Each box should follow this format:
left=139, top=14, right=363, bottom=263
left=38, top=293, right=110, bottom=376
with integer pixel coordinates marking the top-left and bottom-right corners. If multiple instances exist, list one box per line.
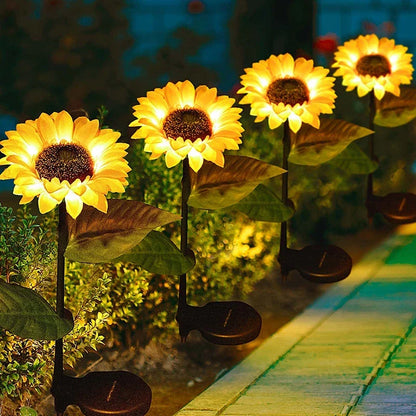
left=0, top=206, right=111, bottom=414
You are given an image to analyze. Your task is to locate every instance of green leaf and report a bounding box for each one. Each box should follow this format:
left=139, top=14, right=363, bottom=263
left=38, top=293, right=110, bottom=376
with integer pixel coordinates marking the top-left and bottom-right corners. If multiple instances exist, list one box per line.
left=188, top=155, right=285, bottom=210
left=326, top=142, right=378, bottom=174
left=115, top=230, right=195, bottom=275
left=227, top=184, right=294, bottom=223
left=0, top=280, right=73, bottom=340
left=374, top=87, right=416, bottom=127
left=289, top=118, right=373, bottom=166
left=20, top=407, right=37, bottom=416
left=65, top=199, right=181, bottom=263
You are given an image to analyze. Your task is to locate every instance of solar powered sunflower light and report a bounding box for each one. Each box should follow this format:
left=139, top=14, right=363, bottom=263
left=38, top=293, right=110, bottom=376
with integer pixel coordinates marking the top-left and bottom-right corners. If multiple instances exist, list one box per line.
left=239, top=53, right=373, bottom=283
left=130, top=80, right=291, bottom=345
left=0, top=110, right=190, bottom=415
left=333, top=34, right=416, bottom=224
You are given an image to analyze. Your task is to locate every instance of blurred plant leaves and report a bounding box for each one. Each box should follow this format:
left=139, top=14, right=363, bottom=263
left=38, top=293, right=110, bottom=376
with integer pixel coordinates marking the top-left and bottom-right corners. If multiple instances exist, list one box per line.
left=374, top=87, right=416, bottom=127
left=0, top=280, right=73, bottom=340
left=19, top=407, right=38, bottom=416
left=188, top=155, right=285, bottom=210
left=326, top=142, right=378, bottom=174
left=65, top=199, right=181, bottom=263
left=227, top=184, right=294, bottom=222
left=289, top=119, right=373, bottom=166
left=115, top=230, right=195, bottom=275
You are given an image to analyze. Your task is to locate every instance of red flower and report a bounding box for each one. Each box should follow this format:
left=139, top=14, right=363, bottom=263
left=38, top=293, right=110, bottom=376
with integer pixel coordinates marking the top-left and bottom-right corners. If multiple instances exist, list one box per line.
left=188, top=0, right=205, bottom=14
left=314, top=34, right=338, bottom=54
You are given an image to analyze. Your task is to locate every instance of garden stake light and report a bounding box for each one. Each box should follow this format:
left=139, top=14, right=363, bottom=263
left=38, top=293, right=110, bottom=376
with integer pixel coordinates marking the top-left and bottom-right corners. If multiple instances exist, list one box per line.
left=277, top=121, right=352, bottom=283
left=175, top=157, right=262, bottom=345
left=333, top=34, right=416, bottom=224
left=239, top=53, right=354, bottom=283
left=130, top=81, right=262, bottom=345
left=365, top=91, right=416, bottom=224
left=51, top=201, right=69, bottom=416
left=0, top=111, right=152, bottom=415
left=51, top=201, right=151, bottom=416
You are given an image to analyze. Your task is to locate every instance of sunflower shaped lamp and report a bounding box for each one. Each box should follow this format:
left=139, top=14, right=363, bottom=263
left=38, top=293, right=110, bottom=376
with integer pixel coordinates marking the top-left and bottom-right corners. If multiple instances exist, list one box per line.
left=333, top=34, right=416, bottom=224
left=239, top=53, right=357, bottom=283
left=131, top=81, right=262, bottom=345
left=0, top=111, right=152, bottom=416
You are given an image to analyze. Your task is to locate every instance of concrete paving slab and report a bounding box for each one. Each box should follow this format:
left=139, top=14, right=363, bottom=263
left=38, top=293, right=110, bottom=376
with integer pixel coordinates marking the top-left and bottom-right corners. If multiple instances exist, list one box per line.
left=174, top=234, right=416, bottom=416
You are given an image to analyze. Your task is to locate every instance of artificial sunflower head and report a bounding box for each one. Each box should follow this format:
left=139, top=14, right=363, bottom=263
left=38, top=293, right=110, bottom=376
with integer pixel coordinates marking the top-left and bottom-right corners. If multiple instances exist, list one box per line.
left=332, top=34, right=413, bottom=100
left=129, top=80, right=244, bottom=172
left=238, top=53, right=336, bottom=133
left=0, top=111, right=130, bottom=218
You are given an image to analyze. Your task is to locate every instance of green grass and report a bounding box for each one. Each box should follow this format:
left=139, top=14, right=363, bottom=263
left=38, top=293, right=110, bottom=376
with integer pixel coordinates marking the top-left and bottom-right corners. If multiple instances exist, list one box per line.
left=386, top=235, right=416, bottom=265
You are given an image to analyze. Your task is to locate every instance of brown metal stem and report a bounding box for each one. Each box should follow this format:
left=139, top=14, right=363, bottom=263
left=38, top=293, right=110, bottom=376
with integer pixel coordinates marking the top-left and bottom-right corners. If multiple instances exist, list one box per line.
left=279, top=121, right=291, bottom=277
left=179, top=158, right=191, bottom=308
left=53, top=202, right=68, bottom=415
left=367, top=91, right=376, bottom=199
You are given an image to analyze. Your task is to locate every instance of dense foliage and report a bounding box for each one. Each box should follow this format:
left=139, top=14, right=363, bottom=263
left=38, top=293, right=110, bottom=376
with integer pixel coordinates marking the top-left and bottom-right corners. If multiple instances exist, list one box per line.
left=0, top=206, right=111, bottom=414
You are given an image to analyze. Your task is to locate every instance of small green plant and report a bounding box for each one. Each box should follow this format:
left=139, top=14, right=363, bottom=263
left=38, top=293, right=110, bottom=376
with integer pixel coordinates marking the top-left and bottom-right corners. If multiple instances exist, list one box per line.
left=0, top=205, right=113, bottom=413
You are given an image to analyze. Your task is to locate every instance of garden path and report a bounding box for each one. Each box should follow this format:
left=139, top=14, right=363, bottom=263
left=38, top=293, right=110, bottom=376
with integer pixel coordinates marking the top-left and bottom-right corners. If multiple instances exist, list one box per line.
left=173, top=226, right=416, bottom=416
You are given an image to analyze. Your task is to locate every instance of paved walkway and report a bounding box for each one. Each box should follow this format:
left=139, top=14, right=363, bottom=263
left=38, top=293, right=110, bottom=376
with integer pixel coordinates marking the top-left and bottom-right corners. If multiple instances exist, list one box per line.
left=174, top=229, right=416, bottom=416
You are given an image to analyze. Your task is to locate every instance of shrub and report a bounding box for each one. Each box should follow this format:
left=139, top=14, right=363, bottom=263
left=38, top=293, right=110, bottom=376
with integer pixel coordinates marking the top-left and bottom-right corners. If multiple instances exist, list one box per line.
left=0, top=206, right=111, bottom=414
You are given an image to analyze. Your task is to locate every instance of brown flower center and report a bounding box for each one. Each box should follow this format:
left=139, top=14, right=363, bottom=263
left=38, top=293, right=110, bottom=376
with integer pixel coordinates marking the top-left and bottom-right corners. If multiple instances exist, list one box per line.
left=163, top=108, right=212, bottom=142
left=267, top=77, right=310, bottom=107
left=35, top=143, right=94, bottom=183
left=356, top=54, right=391, bottom=77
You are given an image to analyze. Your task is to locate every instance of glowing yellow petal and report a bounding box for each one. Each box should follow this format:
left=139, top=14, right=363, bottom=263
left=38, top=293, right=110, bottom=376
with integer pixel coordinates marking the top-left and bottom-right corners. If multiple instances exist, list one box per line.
left=268, top=113, right=283, bottom=129
left=163, top=83, right=182, bottom=109
left=131, top=80, right=243, bottom=169
left=188, top=150, right=204, bottom=172
left=14, top=182, right=44, bottom=197
left=38, top=192, right=58, bottom=214
left=75, top=119, right=99, bottom=143
left=239, top=53, right=336, bottom=131
left=131, top=127, right=147, bottom=139
left=49, top=187, right=68, bottom=202
left=65, top=192, right=84, bottom=219
left=55, top=110, right=74, bottom=142
left=96, top=193, right=108, bottom=213
left=0, top=111, right=129, bottom=214
left=195, top=86, right=217, bottom=108
left=357, top=83, right=370, bottom=97
left=374, top=83, right=386, bottom=100
left=281, top=53, right=295, bottom=76
left=80, top=186, right=99, bottom=206
left=73, top=117, right=90, bottom=140
left=0, top=165, right=20, bottom=179
left=214, top=150, right=225, bottom=167
left=44, top=177, right=64, bottom=193
left=16, top=123, right=43, bottom=150
left=37, top=113, right=58, bottom=144
left=288, top=113, right=302, bottom=133
left=181, top=80, right=196, bottom=107
left=165, top=150, right=183, bottom=168
left=333, top=34, right=414, bottom=99
left=19, top=195, right=34, bottom=205
left=201, top=144, right=217, bottom=162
